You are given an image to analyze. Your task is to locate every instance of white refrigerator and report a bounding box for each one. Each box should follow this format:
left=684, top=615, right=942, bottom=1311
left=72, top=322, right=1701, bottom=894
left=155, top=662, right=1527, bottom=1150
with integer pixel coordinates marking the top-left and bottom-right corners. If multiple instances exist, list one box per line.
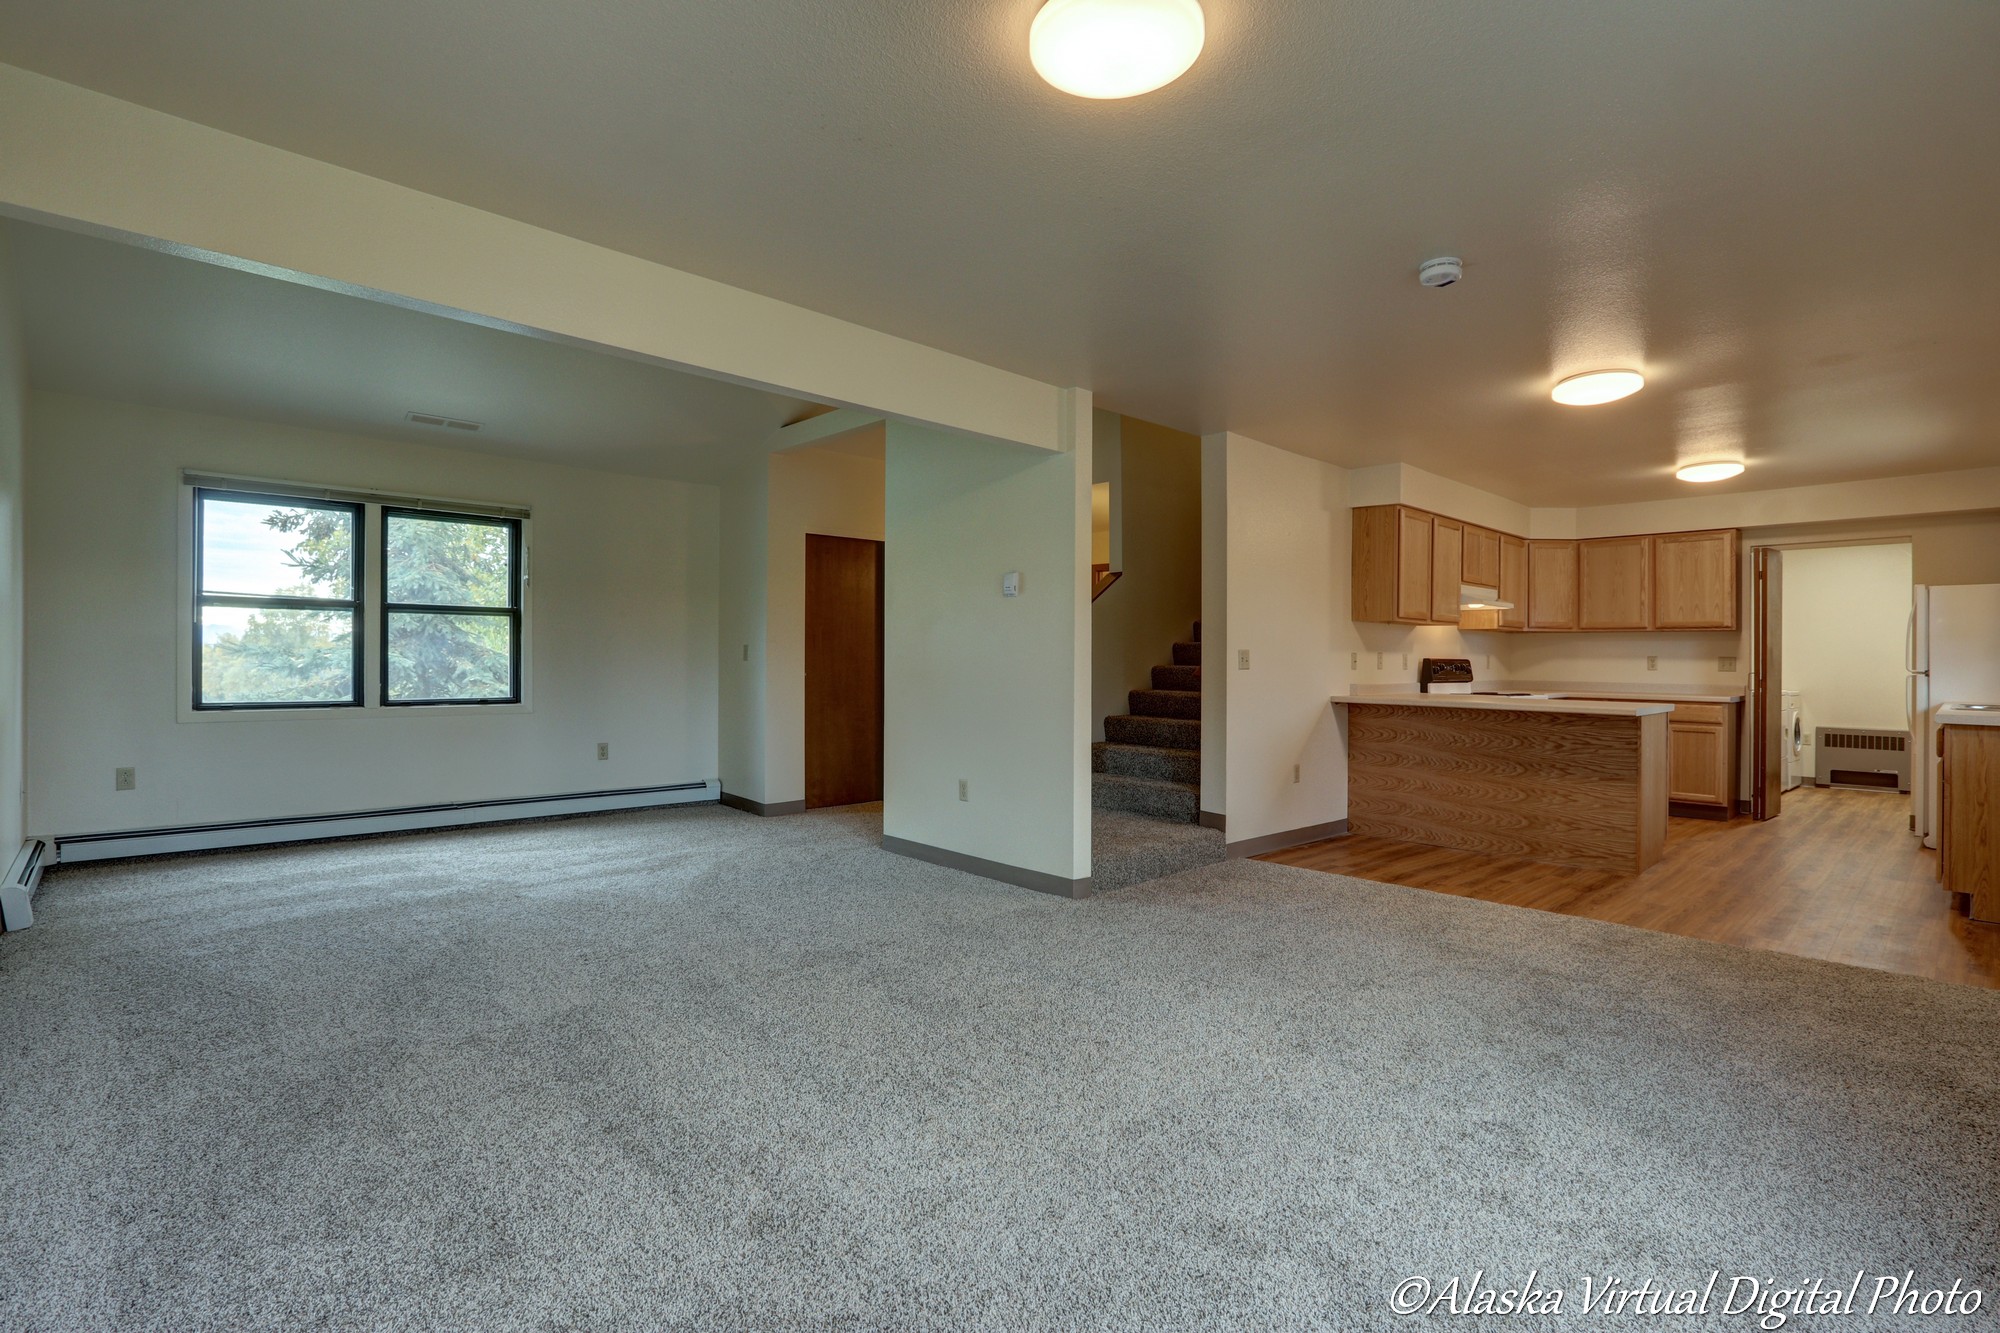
left=1909, top=583, right=2000, bottom=847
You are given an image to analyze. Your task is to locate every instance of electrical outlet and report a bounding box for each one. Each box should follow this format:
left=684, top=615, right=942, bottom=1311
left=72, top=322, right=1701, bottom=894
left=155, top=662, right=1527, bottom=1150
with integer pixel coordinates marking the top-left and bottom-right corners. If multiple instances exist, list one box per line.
left=1646, top=656, right=1658, bottom=671
left=1292, top=764, right=1301, bottom=784
left=1375, top=652, right=1384, bottom=670
left=114, top=767, right=136, bottom=791
left=1402, top=653, right=1410, bottom=670
left=958, top=778, right=969, bottom=802
left=1237, top=648, right=1250, bottom=670
left=1720, top=656, right=1738, bottom=672
left=1350, top=652, right=1358, bottom=670
left=597, top=743, right=610, bottom=760
left=1484, top=653, right=1492, bottom=671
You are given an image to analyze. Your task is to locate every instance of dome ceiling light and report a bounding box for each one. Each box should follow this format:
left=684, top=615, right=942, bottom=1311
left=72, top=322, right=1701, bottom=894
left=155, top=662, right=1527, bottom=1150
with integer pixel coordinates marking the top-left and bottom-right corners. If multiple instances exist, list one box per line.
left=1030, top=0, right=1206, bottom=100
left=1551, top=370, right=1646, bottom=406
left=1676, top=461, right=1747, bottom=483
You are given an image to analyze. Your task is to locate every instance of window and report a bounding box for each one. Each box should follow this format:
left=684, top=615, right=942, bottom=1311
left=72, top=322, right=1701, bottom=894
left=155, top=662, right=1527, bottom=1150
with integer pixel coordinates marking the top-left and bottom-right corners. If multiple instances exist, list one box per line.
left=194, top=489, right=363, bottom=709
left=381, top=509, right=522, bottom=705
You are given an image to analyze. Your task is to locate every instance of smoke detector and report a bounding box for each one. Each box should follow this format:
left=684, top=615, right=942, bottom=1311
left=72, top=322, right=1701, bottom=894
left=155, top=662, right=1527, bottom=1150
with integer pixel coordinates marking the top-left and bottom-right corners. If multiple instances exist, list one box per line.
left=1418, top=256, right=1463, bottom=288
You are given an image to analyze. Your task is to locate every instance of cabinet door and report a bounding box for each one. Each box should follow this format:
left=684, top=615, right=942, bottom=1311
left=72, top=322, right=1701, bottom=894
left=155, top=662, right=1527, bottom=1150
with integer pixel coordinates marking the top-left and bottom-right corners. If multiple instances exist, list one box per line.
left=1497, top=534, right=1528, bottom=630
left=1527, top=541, right=1578, bottom=630
left=1395, top=508, right=1433, bottom=622
left=1654, top=529, right=1739, bottom=630
left=1462, top=526, right=1501, bottom=588
left=1579, top=536, right=1653, bottom=630
left=1667, top=721, right=1728, bottom=804
left=1431, top=518, right=1465, bottom=623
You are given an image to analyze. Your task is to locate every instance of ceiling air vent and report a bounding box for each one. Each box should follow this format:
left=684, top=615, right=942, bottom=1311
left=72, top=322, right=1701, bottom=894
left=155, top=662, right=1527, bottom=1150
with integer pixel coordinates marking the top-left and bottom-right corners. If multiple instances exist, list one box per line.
left=405, top=411, right=483, bottom=432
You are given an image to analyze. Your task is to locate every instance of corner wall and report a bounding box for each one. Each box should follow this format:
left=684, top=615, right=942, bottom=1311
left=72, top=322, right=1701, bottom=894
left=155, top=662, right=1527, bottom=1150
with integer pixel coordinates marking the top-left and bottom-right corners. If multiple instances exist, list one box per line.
left=25, top=392, right=721, bottom=837
left=883, top=413, right=1090, bottom=892
left=0, top=228, right=23, bottom=851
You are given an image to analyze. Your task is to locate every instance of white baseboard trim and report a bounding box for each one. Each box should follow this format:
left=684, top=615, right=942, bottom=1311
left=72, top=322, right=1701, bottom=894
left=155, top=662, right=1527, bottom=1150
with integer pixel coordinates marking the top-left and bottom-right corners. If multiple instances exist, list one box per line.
left=1, top=837, right=48, bottom=930
left=51, top=781, right=721, bottom=864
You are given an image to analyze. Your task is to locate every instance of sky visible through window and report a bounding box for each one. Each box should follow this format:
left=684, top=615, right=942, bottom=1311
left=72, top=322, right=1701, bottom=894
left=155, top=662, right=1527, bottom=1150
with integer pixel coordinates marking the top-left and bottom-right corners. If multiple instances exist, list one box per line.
left=200, top=499, right=351, bottom=643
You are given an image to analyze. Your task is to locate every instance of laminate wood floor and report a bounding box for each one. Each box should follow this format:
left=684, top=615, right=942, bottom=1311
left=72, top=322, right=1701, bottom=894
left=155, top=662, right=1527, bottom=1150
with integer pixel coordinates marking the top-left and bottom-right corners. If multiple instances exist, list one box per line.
left=1261, top=785, right=2000, bottom=989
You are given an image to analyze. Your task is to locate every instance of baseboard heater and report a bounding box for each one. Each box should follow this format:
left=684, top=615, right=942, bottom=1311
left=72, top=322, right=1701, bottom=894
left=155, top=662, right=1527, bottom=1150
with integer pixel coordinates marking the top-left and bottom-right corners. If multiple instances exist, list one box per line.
left=1814, top=728, right=1910, bottom=793
left=51, top=780, right=720, bottom=865
left=1, top=837, right=48, bottom=931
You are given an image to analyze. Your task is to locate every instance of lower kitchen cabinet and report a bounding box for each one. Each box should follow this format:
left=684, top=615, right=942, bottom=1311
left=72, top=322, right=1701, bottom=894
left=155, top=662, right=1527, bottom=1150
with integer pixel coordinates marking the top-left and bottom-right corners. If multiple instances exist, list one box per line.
left=1940, top=724, right=2000, bottom=922
left=1665, top=705, right=1737, bottom=811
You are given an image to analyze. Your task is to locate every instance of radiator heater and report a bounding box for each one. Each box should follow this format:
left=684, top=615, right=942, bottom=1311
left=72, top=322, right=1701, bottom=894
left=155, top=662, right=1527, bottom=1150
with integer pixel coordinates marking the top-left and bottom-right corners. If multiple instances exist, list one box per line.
left=1813, top=727, right=1910, bottom=792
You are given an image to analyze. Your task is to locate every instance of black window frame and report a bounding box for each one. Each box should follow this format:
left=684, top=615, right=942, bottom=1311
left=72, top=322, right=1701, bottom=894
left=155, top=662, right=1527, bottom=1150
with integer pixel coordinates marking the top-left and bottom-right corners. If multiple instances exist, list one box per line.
left=192, top=487, right=366, bottom=712
left=379, top=506, right=524, bottom=708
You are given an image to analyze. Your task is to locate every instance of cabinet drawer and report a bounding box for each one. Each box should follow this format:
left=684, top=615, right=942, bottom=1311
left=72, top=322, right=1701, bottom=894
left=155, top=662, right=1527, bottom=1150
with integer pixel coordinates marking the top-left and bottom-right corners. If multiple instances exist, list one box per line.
left=1665, top=702, right=1729, bottom=726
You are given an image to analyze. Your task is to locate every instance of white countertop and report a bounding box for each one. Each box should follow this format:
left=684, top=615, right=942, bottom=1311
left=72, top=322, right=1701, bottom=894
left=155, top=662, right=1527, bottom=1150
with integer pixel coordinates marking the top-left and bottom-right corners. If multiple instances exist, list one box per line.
left=1509, top=687, right=1746, bottom=705
left=1938, top=703, right=2000, bottom=729
left=1331, top=694, right=1674, bottom=718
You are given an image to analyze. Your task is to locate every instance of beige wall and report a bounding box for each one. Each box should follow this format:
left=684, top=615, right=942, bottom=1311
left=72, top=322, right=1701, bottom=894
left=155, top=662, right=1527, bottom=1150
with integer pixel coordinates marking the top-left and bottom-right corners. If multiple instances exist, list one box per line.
left=883, top=411, right=1091, bottom=884
left=764, top=443, right=886, bottom=805
left=1091, top=416, right=1201, bottom=742
left=25, top=392, right=720, bottom=837
left=0, top=228, right=23, bottom=851
left=1782, top=543, right=1913, bottom=751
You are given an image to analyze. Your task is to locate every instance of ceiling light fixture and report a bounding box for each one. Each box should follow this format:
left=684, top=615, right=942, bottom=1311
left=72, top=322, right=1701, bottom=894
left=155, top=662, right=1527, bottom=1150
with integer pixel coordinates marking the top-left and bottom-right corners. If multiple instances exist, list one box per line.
left=1030, top=0, right=1205, bottom=100
left=1551, top=370, right=1645, bottom=406
left=1676, top=461, right=1746, bottom=483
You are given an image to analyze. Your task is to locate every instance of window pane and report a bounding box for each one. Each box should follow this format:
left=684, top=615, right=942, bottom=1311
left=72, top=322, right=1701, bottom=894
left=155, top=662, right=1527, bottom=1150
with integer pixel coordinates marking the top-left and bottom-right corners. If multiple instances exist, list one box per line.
left=386, top=612, right=514, bottom=701
left=385, top=514, right=512, bottom=608
left=199, top=605, right=356, bottom=705
left=200, top=497, right=353, bottom=599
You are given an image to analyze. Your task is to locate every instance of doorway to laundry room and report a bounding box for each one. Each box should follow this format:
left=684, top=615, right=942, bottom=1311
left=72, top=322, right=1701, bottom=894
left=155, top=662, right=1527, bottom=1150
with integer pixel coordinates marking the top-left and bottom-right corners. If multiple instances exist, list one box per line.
left=1777, top=540, right=1915, bottom=823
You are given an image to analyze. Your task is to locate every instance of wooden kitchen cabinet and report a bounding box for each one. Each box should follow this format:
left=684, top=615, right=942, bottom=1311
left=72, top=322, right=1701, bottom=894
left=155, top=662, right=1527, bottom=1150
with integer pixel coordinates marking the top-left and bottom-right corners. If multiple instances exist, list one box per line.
left=1353, top=505, right=1439, bottom=625
left=1526, top=541, right=1578, bottom=631
left=1462, top=525, right=1501, bottom=588
left=1653, top=529, right=1739, bottom=630
left=1578, top=536, right=1653, bottom=630
left=1665, top=703, right=1737, bottom=812
left=1940, top=725, right=2000, bottom=922
left=1497, top=534, right=1528, bottom=630
left=1430, top=518, right=1465, bottom=623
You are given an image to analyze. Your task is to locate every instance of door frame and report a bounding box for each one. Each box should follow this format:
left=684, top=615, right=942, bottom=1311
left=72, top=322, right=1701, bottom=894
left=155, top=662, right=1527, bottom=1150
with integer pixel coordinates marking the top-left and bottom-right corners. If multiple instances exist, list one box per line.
left=1750, top=544, right=1784, bottom=820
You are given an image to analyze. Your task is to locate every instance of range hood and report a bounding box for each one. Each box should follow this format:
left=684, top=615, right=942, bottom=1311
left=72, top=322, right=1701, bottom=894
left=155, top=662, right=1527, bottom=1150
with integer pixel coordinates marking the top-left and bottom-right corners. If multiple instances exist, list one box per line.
left=1458, top=583, right=1515, bottom=612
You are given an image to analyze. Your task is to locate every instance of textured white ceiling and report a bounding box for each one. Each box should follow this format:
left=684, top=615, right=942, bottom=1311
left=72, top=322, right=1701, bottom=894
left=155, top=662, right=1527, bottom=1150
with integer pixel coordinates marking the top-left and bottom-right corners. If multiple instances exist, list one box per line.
left=5, top=222, right=812, bottom=481
left=3, top=1, right=1997, bottom=502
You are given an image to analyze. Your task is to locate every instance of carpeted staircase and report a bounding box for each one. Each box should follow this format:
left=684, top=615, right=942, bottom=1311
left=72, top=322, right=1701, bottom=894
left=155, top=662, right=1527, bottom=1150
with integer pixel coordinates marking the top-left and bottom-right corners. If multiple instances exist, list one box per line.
left=1094, top=620, right=1204, bottom=822
left=1090, top=620, right=1225, bottom=891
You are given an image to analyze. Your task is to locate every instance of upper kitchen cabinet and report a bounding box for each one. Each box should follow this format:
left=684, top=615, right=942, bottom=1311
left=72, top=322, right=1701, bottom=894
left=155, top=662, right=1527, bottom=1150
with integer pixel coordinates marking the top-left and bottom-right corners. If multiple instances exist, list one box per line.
left=1430, top=518, right=1465, bottom=622
left=1353, top=505, right=1438, bottom=624
left=1578, top=536, right=1653, bottom=631
left=1497, top=534, right=1528, bottom=630
left=1653, top=529, right=1740, bottom=630
left=1526, top=541, right=1578, bottom=631
left=1462, top=526, right=1501, bottom=588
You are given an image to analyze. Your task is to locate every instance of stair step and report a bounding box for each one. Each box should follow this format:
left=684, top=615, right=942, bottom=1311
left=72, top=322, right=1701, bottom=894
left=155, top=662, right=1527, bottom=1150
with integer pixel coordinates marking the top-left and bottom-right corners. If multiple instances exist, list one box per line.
left=1093, top=741, right=1200, bottom=784
left=1171, top=640, right=1202, bottom=667
left=1103, top=714, right=1200, bottom=749
left=1151, top=664, right=1200, bottom=691
left=1129, top=688, right=1200, bottom=720
left=1091, top=772, right=1199, bottom=822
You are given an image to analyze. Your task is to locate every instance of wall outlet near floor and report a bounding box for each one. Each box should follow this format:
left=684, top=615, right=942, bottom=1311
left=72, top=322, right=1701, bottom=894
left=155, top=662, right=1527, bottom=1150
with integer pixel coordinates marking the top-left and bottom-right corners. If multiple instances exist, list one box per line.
left=114, top=767, right=136, bottom=792
left=958, top=778, right=969, bottom=802
left=1720, top=656, right=1738, bottom=672
left=1237, top=648, right=1250, bottom=670
left=597, top=743, right=610, bottom=761
left=1646, top=655, right=1658, bottom=671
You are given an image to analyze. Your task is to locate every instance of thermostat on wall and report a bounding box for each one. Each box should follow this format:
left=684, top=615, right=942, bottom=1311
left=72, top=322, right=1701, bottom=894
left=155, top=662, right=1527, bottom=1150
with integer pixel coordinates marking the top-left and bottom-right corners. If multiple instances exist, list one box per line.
left=1002, top=571, right=1021, bottom=598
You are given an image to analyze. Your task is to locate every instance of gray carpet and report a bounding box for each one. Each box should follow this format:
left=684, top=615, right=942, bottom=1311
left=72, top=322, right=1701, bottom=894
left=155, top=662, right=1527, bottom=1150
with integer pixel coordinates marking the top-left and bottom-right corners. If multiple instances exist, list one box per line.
left=2, top=803, right=1996, bottom=1331
left=1090, top=807, right=1225, bottom=891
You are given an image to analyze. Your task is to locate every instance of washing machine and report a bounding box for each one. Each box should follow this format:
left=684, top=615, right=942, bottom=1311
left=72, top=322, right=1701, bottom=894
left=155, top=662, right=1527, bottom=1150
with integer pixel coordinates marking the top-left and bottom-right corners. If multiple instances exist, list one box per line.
left=1781, top=690, right=1805, bottom=791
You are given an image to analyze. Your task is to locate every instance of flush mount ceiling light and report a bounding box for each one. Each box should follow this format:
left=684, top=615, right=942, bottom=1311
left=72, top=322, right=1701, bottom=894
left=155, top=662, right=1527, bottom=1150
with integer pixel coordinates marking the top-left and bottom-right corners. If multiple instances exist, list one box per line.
left=1676, top=461, right=1747, bottom=483
left=1551, top=369, right=1646, bottom=406
left=1030, top=0, right=1205, bottom=99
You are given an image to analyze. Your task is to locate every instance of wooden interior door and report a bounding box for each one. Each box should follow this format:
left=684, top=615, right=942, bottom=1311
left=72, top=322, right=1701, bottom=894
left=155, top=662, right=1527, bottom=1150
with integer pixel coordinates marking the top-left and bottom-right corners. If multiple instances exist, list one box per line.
left=1750, top=545, right=1783, bottom=820
left=805, top=534, right=884, bottom=809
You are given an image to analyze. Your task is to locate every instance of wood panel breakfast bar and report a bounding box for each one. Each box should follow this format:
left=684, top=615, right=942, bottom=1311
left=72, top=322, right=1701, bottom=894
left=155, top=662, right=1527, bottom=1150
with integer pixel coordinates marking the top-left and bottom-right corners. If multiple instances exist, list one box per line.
left=1331, top=695, right=1674, bottom=873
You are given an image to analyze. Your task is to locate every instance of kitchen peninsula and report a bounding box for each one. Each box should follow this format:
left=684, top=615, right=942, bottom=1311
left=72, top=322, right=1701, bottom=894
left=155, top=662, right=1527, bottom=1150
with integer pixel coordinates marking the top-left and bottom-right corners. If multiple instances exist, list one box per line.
left=1331, top=694, right=1673, bottom=873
